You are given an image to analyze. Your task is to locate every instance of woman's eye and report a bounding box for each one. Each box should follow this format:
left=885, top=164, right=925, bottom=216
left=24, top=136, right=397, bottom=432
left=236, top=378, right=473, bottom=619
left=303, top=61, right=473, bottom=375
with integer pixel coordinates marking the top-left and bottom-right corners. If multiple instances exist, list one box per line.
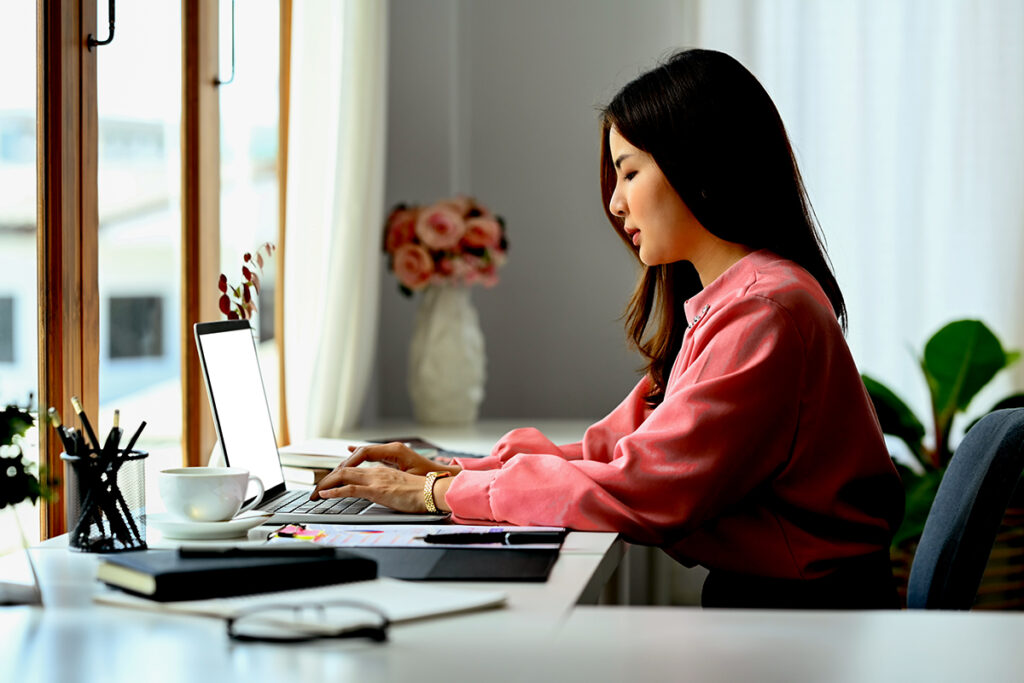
left=624, top=171, right=638, bottom=181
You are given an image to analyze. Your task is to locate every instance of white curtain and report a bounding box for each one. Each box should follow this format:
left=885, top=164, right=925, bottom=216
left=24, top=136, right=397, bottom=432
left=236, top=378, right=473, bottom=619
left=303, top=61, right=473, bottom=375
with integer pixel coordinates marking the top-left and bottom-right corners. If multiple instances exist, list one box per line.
left=680, top=0, right=1024, bottom=427
left=283, top=0, right=388, bottom=439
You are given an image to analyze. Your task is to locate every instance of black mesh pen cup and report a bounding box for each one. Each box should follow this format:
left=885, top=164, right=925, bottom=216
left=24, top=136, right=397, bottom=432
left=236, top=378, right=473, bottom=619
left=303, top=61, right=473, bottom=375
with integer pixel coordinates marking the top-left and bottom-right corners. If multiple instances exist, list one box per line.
left=61, top=450, right=148, bottom=552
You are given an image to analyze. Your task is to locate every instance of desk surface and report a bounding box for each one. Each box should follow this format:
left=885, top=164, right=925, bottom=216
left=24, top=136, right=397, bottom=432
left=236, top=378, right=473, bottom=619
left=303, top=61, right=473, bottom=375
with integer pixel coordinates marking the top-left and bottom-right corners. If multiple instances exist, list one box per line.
left=5, top=566, right=1024, bottom=683
left=0, top=527, right=623, bottom=683
left=8, top=420, right=1024, bottom=681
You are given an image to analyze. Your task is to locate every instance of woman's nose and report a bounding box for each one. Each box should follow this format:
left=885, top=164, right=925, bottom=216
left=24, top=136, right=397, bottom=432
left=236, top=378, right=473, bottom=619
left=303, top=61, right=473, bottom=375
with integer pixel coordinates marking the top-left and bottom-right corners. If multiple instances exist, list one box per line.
left=609, top=187, right=626, bottom=217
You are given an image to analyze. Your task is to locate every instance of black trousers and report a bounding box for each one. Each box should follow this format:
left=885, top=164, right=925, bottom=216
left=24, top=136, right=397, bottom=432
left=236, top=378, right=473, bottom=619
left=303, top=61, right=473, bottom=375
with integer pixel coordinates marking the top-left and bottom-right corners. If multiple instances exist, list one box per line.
left=701, top=552, right=900, bottom=609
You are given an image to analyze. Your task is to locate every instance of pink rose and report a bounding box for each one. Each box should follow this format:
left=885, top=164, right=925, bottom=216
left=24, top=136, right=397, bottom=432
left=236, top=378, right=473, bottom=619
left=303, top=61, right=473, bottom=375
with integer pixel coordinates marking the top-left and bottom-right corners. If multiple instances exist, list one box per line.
left=440, top=195, right=473, bottom=216
left=415, top=204, right=466, bottom=250
left=479, top=263, right=499, bottom=288
left=384, top=209, right=418, bottom=253
left=392, top=243, right=434, bottom=290
left=462, top=217, right=502, bottom=248
left=437, top=257, right=458, bottom=276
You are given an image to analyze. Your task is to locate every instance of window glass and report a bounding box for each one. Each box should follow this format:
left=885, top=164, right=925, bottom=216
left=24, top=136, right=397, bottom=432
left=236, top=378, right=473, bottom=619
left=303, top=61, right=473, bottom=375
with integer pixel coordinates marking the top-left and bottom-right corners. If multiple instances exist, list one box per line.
left=109, top=296, right=165, bottom=359
left=0, top=2, right=39, bottom=550
left=96, top=1, right=183, bottom=501
left=218, top=0, right=281, bottom=432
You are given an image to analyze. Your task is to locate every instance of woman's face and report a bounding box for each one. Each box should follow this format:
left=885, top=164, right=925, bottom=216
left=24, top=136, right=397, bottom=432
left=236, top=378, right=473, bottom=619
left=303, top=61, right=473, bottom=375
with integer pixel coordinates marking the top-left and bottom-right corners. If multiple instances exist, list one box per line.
left=607, top=127, right=702, bottom=267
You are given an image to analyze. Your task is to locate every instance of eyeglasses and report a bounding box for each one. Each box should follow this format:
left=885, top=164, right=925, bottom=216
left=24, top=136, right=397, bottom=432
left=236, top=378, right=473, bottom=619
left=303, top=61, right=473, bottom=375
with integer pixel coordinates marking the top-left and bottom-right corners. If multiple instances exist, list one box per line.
left=226, top=599, right=390, bottom=644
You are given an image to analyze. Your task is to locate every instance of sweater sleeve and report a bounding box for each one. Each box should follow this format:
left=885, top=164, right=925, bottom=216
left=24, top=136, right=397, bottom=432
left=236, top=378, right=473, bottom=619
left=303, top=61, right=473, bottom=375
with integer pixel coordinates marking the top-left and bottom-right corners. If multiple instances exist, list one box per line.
left=445, top=296, right=806, bottom=543
left=454, top=377, right=654, bottom=472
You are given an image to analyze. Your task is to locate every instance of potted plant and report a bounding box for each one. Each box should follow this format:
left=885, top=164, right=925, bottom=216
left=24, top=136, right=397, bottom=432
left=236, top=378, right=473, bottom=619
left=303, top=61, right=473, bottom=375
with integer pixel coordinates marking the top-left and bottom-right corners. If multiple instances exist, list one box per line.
left=0, top=402, right=57, bottom=604
left=863, top=319, right=1024, bottom=605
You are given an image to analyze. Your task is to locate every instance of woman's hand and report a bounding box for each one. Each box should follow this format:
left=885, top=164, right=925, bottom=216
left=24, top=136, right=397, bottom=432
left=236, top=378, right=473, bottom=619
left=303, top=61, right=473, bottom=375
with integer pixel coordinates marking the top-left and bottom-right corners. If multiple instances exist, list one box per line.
left=308, top=442, right=460, bottom=513
left=340, top=442, right=462, bottom=476
left=309, top=464, right=435, bottom=512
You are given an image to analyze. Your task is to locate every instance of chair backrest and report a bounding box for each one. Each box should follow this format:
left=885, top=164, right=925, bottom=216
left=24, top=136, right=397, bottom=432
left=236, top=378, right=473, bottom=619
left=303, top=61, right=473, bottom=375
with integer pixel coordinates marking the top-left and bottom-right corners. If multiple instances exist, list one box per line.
left=907, top=408, right=1024, bottom=609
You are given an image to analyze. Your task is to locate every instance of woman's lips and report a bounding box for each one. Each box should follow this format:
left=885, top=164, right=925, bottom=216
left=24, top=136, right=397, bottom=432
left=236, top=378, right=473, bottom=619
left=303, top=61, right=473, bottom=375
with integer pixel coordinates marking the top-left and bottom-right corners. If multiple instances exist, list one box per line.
left=630, top=230, right=641, bottom=246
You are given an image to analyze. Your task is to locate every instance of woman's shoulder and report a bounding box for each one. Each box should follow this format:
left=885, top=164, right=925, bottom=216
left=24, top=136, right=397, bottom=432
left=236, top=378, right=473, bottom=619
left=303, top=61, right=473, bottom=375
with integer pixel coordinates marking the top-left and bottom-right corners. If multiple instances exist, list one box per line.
left=739, top=251, right=835, bottom=320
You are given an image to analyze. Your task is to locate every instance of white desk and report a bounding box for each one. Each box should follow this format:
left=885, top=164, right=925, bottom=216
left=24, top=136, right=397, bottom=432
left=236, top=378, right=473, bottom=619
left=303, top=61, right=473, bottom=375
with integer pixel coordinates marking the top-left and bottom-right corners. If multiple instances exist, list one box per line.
left=9, top=421, right=1024, bottom=680
left=0, top=526, right=623, bottom=683
left=6, top=551, right=1024, bottom=683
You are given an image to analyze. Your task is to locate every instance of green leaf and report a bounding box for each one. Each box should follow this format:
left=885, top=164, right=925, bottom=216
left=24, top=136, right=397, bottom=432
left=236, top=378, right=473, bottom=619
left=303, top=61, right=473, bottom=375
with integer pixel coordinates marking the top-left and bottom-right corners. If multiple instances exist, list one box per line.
left=891, top=468, right=944, bottom=548
left=922, top=320, right=1010, bottom=447
left=0, top=405, right=33, bottom=445
left=862, top=374, right=926, bottom=459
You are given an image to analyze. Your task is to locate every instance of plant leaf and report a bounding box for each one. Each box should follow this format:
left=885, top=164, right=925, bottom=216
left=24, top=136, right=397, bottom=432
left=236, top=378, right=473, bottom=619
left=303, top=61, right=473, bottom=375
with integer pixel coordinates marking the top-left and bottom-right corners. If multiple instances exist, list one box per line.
left=862, top=375, right=926, bottom=461
left=0, top=406, right=33, bottom=445
left=891, top=468, right=944, bottom=547
left=923, top=319, right=1009, bottom=441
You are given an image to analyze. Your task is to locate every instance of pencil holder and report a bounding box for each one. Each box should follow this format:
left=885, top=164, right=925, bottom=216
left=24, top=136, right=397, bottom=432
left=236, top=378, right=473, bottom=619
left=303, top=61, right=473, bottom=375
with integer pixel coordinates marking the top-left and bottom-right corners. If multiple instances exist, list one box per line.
left=61, top=450, right=148, bottom=553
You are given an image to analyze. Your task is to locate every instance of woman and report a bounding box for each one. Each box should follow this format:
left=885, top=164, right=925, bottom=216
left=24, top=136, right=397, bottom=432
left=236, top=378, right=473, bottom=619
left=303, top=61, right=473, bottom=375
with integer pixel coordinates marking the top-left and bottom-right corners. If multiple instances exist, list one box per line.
left=312, top=49, right=904, bottom=609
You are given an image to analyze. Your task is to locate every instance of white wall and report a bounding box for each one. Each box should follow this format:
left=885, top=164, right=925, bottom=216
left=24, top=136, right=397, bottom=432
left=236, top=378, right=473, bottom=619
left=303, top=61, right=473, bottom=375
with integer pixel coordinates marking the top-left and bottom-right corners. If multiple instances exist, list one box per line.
left=373, top=0, right=687, bottom=421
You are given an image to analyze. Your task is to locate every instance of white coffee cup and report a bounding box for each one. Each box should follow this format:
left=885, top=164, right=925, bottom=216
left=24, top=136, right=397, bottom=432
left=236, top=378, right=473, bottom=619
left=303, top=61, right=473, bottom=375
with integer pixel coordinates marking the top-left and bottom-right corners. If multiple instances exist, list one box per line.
left=158, top=467, right=265, bottom=522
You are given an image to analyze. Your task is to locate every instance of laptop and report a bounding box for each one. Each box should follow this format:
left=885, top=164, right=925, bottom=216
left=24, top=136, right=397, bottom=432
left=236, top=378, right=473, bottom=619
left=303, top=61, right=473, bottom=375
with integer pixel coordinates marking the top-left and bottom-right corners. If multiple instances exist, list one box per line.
left=194, top=319, right=448, bottom=524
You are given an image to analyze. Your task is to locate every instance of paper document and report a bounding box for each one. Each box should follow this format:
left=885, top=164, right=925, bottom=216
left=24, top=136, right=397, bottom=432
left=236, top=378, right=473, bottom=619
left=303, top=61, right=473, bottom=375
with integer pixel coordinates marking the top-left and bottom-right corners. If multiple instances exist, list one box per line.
left=95, top=577, right=506, bottom=628
left=277, top=439, right=374, bottom=469
left=278, top=438, right=486, bottom=470
left=267, top=524, right=567, bottom=549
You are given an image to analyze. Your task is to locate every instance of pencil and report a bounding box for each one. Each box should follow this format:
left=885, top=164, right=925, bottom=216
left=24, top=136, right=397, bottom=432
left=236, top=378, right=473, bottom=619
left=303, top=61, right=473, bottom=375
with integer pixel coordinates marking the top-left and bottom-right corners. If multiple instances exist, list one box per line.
left=123, top=420, right=147, bottom=454
left=70, top=396, right=102, bottom=453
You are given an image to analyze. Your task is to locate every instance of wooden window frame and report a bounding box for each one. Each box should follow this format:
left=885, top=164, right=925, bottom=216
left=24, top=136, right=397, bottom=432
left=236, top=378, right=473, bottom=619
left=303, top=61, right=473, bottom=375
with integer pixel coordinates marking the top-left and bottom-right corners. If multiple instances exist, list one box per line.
left=36, top=0, right=290, bottom=536
left=181, top=0, right=221, bottom=468
left=36, top=0, right=223, bottom=537
left=37, top=0, right=99, bottom=538
left=277, top=0, right=291, bottom=446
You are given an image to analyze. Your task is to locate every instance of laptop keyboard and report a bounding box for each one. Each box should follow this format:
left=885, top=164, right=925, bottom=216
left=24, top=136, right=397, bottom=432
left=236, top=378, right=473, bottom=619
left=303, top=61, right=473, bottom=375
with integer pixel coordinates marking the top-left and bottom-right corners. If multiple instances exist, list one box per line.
left=264, top=489, right=372, bottom=515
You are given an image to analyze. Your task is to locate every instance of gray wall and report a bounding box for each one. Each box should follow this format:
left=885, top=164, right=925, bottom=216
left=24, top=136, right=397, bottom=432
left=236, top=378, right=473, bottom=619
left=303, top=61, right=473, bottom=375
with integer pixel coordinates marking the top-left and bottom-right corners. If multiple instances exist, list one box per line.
left=372, top=0, right=687, bottom=421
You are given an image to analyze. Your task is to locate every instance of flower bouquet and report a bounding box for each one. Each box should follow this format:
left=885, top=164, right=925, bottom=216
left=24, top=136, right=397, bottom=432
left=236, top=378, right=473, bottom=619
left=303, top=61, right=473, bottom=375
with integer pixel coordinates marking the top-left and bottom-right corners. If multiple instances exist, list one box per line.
left=383, top=196, right=508, bottom=296
left=383, top=196, right=506, bottom=424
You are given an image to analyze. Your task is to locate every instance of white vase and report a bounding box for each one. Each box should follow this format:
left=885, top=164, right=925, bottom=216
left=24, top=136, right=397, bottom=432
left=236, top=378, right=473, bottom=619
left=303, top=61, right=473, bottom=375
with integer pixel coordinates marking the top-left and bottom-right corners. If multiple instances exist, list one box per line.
left=408, top=285, right=485, bottom=425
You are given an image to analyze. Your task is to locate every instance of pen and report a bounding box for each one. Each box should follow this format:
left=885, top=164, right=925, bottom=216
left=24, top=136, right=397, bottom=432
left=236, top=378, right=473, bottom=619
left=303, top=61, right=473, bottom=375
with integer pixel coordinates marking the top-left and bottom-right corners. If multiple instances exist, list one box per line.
left=178, top=545, right=337, bottom=558
left=421, top=531, right=566, bottom=545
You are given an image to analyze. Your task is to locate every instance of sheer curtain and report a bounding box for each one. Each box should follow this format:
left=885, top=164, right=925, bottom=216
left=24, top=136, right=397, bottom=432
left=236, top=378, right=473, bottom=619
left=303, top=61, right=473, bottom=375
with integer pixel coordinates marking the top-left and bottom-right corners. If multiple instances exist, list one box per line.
left=283, top=0, right=388, bottom=439
left=680, top=0, right=1024, bottom=429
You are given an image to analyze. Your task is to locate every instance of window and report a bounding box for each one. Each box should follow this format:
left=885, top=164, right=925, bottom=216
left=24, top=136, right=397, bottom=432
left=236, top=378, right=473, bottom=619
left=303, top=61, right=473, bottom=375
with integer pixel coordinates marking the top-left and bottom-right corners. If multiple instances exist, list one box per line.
left=96, top=0, right=184, bottom=494
left=108, top=296, right=165, bottom=359
left=219, top=0, right=281, bottom=428
left=29, top=0, right=286, bottom=538
left=0, top=297, right=14, bottom=363
left=0, top=0, right=38, bottom=550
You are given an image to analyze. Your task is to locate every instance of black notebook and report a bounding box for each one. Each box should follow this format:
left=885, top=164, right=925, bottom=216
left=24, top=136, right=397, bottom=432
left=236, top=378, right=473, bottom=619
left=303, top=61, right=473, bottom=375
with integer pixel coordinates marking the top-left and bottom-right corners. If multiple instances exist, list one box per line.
left=97, top=549, right=378, bottom=602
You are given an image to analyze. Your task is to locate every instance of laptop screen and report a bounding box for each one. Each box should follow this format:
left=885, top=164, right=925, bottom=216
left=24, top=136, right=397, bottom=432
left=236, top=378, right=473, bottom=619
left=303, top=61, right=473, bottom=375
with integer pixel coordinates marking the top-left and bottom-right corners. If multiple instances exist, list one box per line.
left=195, top=321, right=286, bottom=496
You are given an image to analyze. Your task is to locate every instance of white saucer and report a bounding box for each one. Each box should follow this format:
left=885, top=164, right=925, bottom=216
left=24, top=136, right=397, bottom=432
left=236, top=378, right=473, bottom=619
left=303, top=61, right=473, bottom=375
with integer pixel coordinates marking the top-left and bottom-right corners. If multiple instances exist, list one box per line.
left=146, top=512, right=274, bottom=540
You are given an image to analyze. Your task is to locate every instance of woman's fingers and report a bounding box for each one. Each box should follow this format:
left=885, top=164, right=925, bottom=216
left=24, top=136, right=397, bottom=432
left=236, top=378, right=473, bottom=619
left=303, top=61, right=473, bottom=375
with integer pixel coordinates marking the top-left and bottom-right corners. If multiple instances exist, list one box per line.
left=342, top=445, right=372, bottom=468
left=311, top=465, right=367, bottom=500
left=309, top=465, right=427, bottom=512
left=317, top=483, right=370, bottom=500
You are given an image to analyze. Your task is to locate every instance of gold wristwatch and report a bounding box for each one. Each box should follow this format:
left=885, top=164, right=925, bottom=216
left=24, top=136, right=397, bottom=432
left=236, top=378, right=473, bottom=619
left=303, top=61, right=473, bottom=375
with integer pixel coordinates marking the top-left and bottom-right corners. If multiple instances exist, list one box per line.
left=423, top=471, right=452, bottom=513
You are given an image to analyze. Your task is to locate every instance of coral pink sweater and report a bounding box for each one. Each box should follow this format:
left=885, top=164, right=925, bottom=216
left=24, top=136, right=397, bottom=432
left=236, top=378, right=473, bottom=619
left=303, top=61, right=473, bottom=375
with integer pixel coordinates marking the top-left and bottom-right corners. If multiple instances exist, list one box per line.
left=446, top=250, right=902, bottom=580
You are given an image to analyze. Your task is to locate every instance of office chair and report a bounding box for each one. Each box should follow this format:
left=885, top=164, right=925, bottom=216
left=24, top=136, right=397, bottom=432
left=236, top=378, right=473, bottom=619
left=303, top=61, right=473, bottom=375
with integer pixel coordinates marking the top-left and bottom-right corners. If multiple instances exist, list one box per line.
left=906, top=408, right=1024, bottom=609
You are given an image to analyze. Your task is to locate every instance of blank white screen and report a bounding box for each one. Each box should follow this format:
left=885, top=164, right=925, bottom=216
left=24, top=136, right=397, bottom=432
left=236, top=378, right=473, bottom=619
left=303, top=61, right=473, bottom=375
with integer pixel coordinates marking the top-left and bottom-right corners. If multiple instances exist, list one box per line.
left=198, top=326, right=285, bottom=494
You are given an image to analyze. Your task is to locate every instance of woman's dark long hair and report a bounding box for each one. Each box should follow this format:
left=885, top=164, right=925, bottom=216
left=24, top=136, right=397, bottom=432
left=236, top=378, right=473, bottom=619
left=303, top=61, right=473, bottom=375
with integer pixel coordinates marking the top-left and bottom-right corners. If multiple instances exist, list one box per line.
left=600, top=49, right=845, bottom=407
